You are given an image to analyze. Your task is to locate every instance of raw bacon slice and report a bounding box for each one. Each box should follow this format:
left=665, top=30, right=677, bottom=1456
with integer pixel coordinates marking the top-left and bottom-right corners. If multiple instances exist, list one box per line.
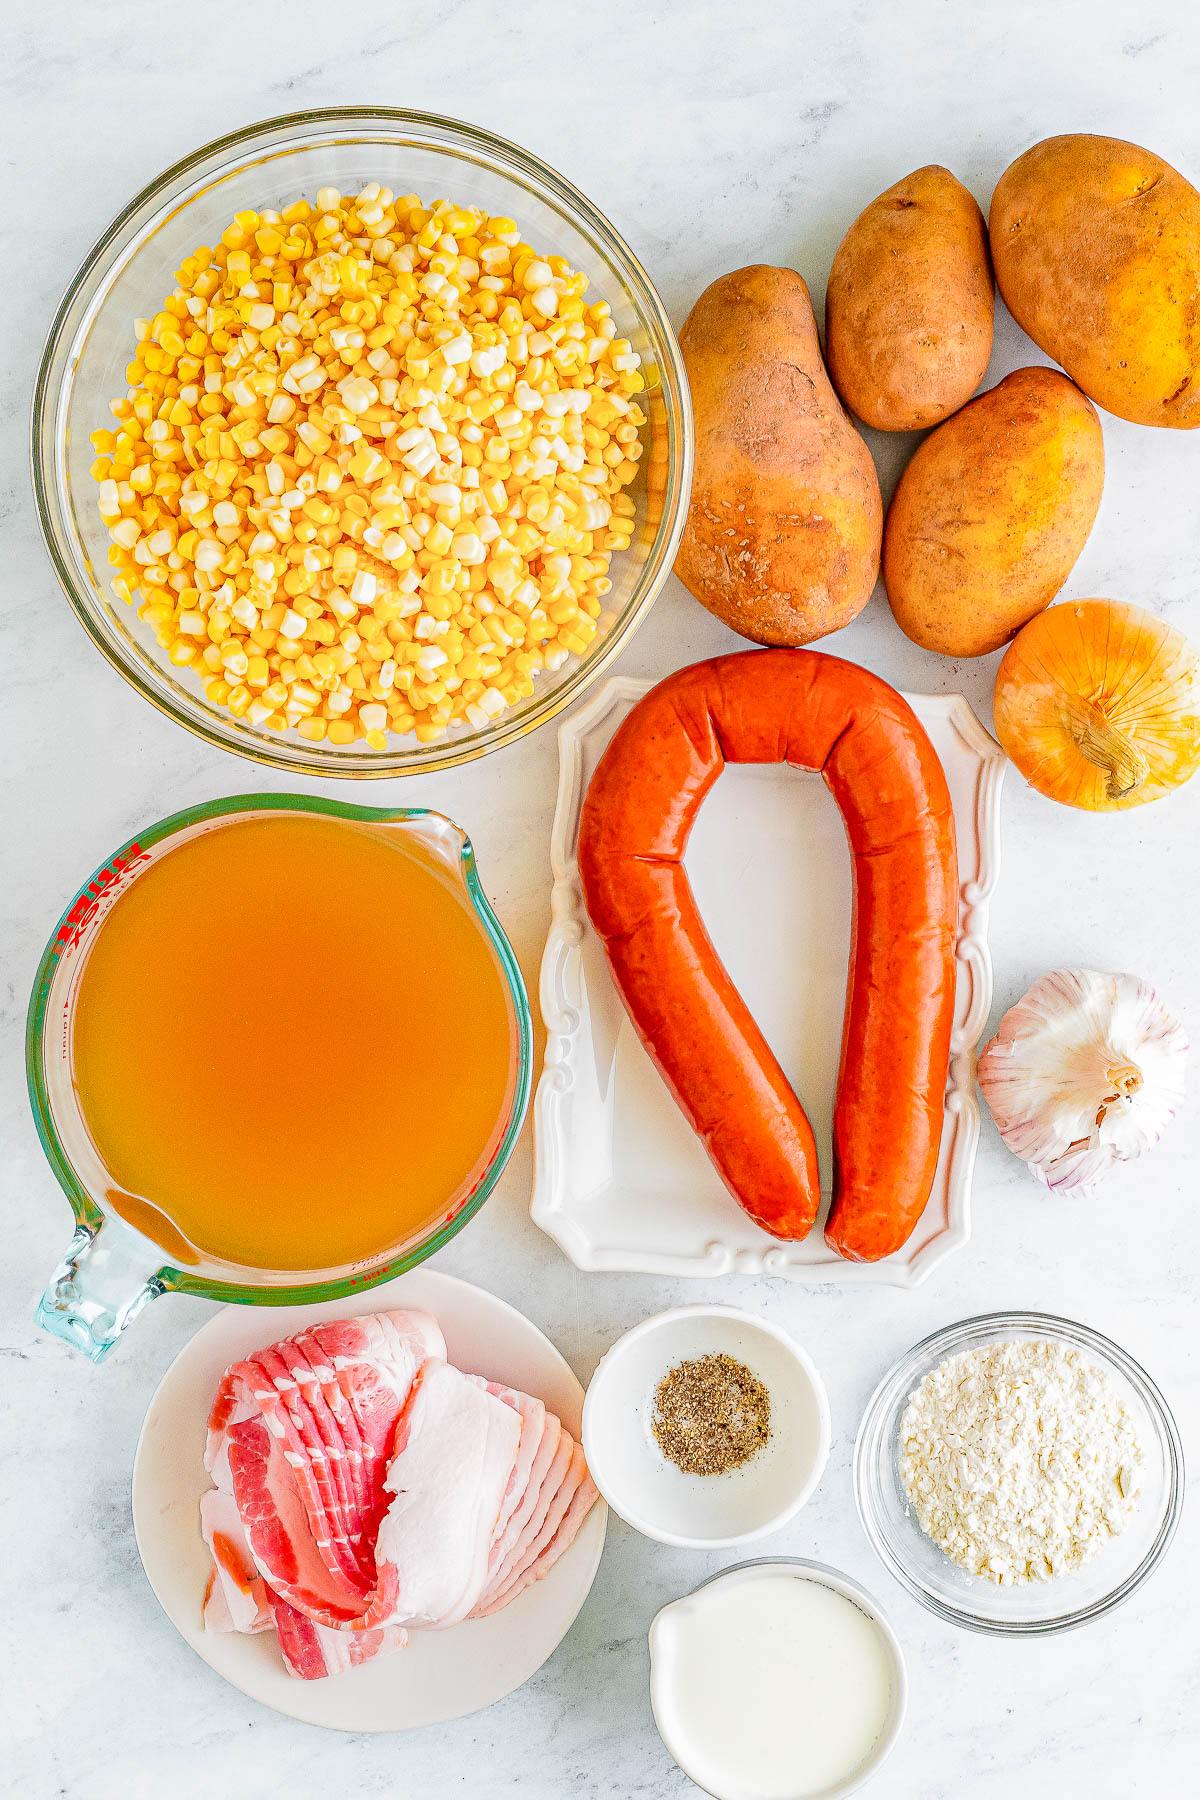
left=476, top=1426, right=574, bottom=1608
left=249, top=1343, right=363, bottom=1589
left=479, top=1410, right=563, bottom=1590
left=373, top=1359, right=522, bottom=1628
left=200, top=1489, right=272, bottom=1634
left=224, top=1410, right=369, bottom=1622
left=473, top=1438, right=587, bottom=1616
left=289, top=1327, right=372, bottom=1535
left=468, top=1379, right=546, bottom=1562
left=424, top=1379, right=544, bottom=1631
left=219, top=1369, right=364, bottom=1617
left=271, top=1594, right=408, bottom=1681
left=474, top=1464, right=600, bottom=1617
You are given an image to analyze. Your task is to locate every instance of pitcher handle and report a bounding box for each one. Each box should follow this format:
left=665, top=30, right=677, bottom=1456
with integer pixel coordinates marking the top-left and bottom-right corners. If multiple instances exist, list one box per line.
left=36, top=1221, right=167, bottom=1362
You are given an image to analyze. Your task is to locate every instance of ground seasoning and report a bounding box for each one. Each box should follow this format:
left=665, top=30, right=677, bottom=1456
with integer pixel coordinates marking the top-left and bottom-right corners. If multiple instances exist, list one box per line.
left=651, top=1352, right=771, bottom=1475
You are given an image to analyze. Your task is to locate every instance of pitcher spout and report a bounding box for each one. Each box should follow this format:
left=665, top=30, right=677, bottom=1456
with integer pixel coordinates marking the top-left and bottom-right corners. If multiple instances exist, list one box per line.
left=36, top=1221, right=167, bottom=1362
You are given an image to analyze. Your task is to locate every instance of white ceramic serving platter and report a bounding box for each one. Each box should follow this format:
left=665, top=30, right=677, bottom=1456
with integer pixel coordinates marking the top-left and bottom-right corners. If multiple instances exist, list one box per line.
left=532, top=676, right=1005, bottom=1287
left=132, top=1269, right=606, bottom=1733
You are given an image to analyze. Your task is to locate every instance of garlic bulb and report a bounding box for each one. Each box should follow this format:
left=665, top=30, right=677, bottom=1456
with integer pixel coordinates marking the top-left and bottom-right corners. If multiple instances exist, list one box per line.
left=978, top=970, right=1187, bottom=1193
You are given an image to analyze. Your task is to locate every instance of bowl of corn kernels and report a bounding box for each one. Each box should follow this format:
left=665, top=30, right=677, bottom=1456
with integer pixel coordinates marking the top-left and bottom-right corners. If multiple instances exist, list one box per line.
left=33, top=108, right=692, bottom=775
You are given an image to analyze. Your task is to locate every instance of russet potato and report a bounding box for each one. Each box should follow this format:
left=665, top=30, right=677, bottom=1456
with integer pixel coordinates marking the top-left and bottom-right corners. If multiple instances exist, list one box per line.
left=990, top=134, right=1200, bottom=429
left=826, top=164, right=994, bottom=431
left=674, top=264, right=882, bottom=645
left=883, top=366, right=1105, bottom=658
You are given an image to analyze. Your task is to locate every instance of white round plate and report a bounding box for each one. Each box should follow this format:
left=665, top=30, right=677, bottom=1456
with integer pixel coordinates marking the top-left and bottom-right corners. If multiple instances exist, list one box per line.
left=132, top=1268, right=607, bottom=1732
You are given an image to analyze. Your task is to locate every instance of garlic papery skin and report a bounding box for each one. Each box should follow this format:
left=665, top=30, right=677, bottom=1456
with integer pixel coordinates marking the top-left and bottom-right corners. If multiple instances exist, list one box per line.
left=978, top=970, right=1188, bottom=1193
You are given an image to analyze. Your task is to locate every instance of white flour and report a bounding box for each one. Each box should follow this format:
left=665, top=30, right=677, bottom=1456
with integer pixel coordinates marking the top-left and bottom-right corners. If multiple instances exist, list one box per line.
left=899, top=1339, right=1143, bottom=1584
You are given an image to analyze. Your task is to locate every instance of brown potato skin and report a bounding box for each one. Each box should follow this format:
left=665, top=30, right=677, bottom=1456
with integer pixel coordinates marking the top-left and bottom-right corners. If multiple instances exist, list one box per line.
left=883, top=367, right=1104, bottom=658
left=674, top=265, right=883, bottom=646
left=990, top=134, right=1200, bottom=429
left=826, top=165, right=994, bottom=431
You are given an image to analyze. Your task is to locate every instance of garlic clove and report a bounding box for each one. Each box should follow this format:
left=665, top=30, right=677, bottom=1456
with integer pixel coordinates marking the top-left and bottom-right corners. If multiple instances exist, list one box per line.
left=977, top=970, right=1187, bottom=1193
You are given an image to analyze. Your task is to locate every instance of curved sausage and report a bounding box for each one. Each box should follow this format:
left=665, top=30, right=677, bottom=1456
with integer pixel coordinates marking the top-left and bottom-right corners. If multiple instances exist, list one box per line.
left=577, top=648, right=959, bottom=1261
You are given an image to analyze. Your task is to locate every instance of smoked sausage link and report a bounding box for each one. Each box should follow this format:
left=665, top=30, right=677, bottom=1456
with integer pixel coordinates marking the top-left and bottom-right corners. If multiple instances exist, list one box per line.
left=577, top=649, right=959, bottom=1260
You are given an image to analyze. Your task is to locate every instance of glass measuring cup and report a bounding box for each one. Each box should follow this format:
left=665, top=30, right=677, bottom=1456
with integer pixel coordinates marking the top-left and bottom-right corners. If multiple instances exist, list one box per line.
left=27, top=793, right=533, bottom=1362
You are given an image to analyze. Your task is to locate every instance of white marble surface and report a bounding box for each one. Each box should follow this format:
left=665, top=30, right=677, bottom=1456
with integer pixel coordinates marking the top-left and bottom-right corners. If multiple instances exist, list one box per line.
left=3, top=1, right=1199, bottom=1794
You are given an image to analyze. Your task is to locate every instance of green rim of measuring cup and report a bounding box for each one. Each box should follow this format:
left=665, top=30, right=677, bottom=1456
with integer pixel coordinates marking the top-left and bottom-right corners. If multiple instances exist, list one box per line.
left=25, top=791, right=534, bottom=1306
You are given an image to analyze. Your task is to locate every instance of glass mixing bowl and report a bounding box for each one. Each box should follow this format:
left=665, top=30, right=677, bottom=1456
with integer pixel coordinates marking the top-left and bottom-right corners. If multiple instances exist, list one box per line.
left=854, top=1311, right=1184, bottom=1636
left=32, top=107, right=691, bottom=777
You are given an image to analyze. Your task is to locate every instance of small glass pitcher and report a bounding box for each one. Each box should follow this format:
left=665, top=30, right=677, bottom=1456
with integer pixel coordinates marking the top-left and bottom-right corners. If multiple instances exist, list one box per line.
left=27, top=793, right=532, bottom=1362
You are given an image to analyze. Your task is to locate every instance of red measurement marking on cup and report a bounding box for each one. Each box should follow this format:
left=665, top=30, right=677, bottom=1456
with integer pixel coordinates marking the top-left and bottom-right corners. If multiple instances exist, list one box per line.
left=51, top=844, right=151, bottom=957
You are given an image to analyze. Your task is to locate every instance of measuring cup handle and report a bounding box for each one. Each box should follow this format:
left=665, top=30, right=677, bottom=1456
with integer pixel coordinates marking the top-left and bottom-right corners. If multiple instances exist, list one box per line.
left=36, top=1222, right=167, bottom=1362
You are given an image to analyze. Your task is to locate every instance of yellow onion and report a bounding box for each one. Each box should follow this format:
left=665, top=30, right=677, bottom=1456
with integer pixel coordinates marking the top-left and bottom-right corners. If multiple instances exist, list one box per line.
left=993, top=599, right=1200, bottom=809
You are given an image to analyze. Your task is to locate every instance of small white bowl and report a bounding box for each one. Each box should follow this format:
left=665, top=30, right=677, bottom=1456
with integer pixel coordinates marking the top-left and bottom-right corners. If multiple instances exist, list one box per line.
left=649, top=1559, right=908, bottom=1800
left=582, top=1305, right=830, bottom=1547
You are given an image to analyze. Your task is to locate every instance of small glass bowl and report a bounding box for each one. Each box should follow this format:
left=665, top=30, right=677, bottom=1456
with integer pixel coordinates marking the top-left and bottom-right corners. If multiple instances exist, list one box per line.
left=32, top=107, right=691, bottom=777
left=854, top=1310, right=1184, bottom=1636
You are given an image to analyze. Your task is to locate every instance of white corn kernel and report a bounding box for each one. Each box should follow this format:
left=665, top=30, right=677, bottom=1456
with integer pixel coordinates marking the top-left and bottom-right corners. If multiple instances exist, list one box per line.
left=450, top=532, right=484, bottom=565
left=470, top=344, right=507, bottom=378
left=338, top=375, right=379, bottom=414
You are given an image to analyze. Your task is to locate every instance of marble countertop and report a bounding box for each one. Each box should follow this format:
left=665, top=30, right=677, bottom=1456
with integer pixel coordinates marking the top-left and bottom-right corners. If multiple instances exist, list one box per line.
left=3, top=1, right=1199, bottom=1794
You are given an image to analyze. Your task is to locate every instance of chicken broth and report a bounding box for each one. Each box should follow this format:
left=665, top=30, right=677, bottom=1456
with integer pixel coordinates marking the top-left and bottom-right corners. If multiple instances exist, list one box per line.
left=70, top=814, right=519, bottom=1271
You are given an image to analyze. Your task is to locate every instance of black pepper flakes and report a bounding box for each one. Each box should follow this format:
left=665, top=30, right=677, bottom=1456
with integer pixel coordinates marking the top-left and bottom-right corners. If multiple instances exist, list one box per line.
left=652, top=1352, right=771, bottom=1476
